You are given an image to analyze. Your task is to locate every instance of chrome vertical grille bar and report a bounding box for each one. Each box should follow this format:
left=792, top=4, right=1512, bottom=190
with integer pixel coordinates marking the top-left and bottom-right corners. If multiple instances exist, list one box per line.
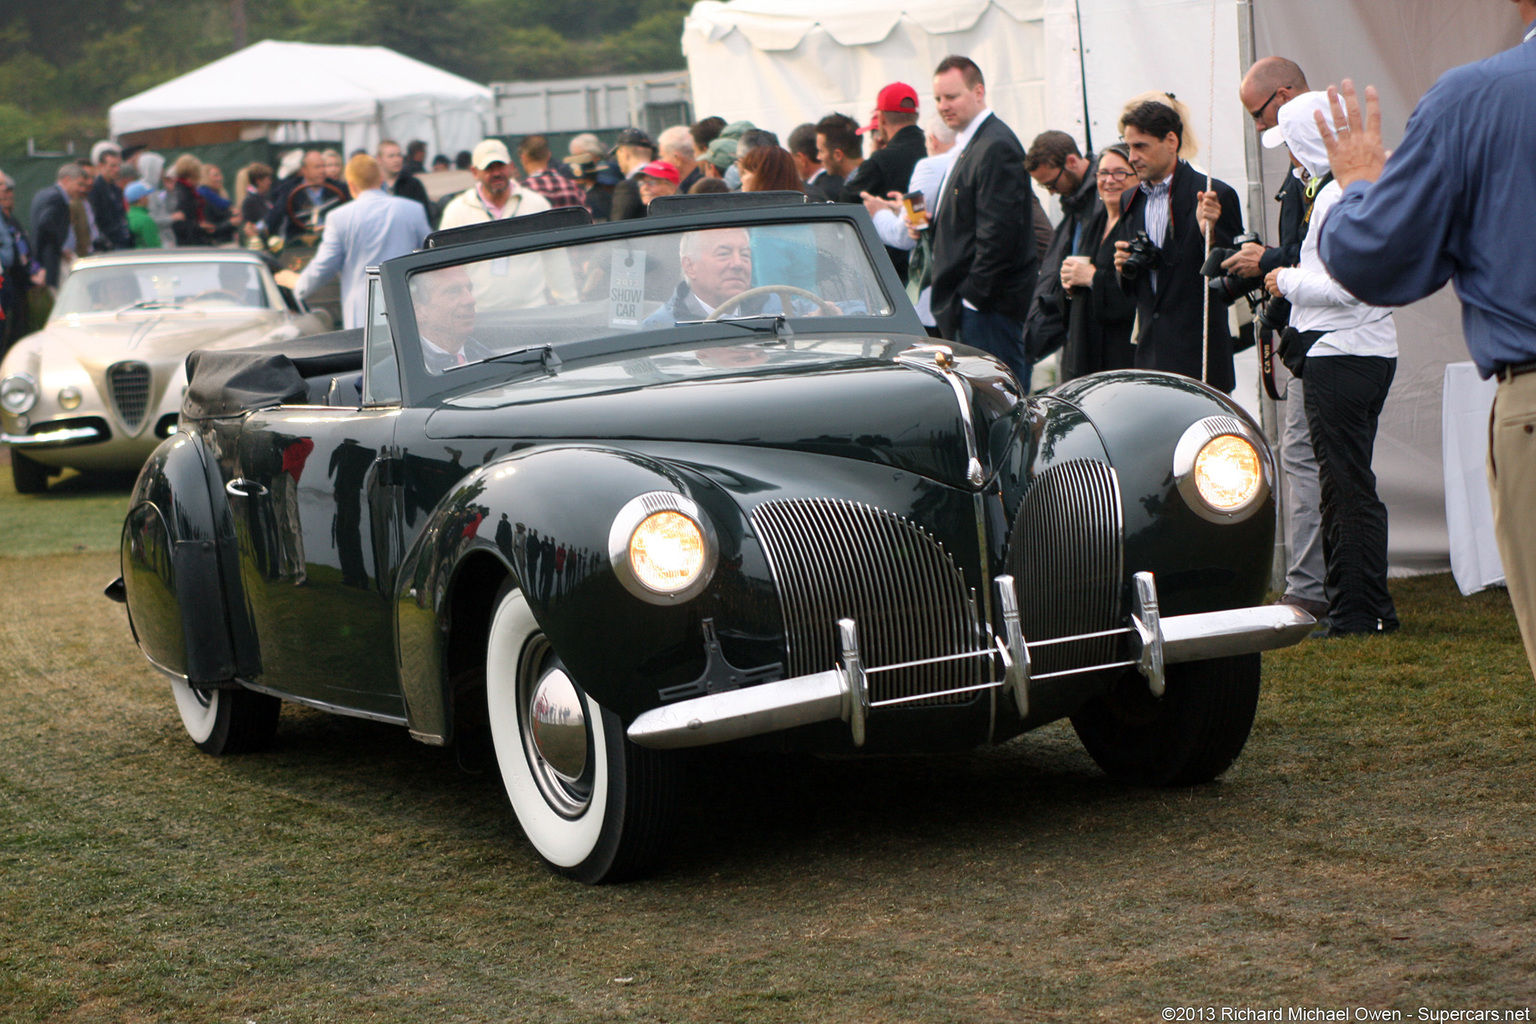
left=1007, top=461, right=1125, bottom=677
left=751, top=498, right=982, bottom=707
left=107, top=361, right=152, bottom=432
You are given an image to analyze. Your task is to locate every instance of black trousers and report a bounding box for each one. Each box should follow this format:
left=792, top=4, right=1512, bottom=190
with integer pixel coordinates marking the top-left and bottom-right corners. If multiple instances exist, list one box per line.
left=1303, top=354, right=1398, bottom=634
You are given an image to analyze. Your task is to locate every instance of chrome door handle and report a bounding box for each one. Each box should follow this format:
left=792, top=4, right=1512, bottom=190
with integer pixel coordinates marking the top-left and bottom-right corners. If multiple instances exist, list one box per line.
left=225, top=478, right=269, bottom=498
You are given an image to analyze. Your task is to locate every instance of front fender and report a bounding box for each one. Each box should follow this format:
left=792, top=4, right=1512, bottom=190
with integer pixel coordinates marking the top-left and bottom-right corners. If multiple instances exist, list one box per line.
left=1051, top=370, right=1277, bottom=614
left=121, top=430, right=257, bottom=684
left=396, top=444, right=774, bottom=738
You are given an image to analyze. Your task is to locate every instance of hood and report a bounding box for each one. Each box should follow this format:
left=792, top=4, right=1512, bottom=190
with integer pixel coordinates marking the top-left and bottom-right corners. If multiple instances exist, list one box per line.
left=31, top=311, right=296, bottom=371
left=427, top=337, right=1025, bottom=490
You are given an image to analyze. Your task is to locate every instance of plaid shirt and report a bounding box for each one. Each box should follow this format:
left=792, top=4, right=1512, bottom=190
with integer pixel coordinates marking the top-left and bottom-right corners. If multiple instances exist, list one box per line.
left=522, top=169, right=588, bottom=210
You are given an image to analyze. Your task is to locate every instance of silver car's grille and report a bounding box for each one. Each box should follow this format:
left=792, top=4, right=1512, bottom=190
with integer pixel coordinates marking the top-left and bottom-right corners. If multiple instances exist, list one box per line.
left=107, top=361, right=152, bottom=432
left=1007, top=460, right=1125, bottom=676
left=751, top=498, right=982, bottom=706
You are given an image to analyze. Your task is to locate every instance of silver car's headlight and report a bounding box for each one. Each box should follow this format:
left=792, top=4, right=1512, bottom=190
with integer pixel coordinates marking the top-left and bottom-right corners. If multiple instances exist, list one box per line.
left=1173, top=415, right=1271, bottom=523
left=1, top=373, right=38, bottom=415
left=608, top=492, right=717, bottom=604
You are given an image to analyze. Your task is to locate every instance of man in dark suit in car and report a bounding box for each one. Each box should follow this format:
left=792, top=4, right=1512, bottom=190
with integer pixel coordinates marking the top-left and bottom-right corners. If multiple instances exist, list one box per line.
left=925, top=55, right=1037, bottom=389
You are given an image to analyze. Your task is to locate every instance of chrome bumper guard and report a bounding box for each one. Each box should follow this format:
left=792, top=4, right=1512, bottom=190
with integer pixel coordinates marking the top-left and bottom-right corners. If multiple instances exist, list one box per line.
left=625, top=572, right=1315, bottom=751
left=1, top=425, right=104, bottom=447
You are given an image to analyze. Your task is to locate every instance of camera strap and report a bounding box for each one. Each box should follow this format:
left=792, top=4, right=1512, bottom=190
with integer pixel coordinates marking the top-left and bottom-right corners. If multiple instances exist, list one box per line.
left=1259, top=324, right=1283, bottom=401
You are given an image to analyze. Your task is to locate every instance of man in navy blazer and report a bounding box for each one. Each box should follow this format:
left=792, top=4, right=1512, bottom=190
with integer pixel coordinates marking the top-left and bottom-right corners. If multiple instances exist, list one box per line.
left=30, top=163, right=90, bottom=290
left=926, top=56, right=1038, bottom=389
left=1114, top=100, right=1244, bottom=393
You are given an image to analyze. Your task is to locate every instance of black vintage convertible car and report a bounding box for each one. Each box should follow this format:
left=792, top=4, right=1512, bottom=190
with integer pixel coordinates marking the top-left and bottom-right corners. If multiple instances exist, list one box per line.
left=114, top=194, right=1312, bottom=883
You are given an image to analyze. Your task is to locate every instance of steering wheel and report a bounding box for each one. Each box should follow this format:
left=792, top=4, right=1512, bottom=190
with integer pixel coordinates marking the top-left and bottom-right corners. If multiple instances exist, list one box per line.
left=187, top=289, right=243, bottom=304
left=707, top=285, right=840, bottom=320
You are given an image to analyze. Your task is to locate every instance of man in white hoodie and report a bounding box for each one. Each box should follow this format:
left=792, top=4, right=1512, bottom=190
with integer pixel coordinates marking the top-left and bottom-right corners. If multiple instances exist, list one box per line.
left=1257, top=92, right=1399, bottom=637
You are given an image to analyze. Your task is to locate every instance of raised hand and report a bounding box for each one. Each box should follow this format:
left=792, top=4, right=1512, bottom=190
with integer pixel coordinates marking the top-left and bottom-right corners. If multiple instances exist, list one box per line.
left=1315, top=79, right=1386, bottom=187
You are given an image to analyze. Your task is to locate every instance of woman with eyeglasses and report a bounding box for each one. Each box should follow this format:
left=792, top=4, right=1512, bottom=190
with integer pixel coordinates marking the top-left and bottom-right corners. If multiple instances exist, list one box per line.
left=1056, top=143, right=1138, bottom=379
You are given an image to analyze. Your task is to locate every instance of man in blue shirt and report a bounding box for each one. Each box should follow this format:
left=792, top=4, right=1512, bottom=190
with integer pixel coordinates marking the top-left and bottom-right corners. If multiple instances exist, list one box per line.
left=1313, top=0, right=1536, bottom=673
left=276, top=154, right=429, bottom=331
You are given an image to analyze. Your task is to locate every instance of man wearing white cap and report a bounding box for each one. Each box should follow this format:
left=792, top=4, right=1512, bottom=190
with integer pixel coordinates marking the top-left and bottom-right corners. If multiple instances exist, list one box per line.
left=1258, top=92, right=1398, bottom=637
left=437, top=139, right=574, bottom=311
left=439, top=139, right=552, bottom=230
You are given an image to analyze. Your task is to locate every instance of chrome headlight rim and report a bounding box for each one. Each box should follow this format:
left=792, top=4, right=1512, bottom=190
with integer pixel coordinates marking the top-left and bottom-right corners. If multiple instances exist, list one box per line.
left=1172, top=414, right=1272, bottom=524
left=1, top=372, right=39, bottom=416
left=607, top=491, right=717, bottom=605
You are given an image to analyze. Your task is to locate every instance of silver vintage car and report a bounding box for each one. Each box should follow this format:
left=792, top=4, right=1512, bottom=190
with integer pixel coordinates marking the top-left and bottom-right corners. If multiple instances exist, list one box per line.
left=1, top=249, right=331, bottom=492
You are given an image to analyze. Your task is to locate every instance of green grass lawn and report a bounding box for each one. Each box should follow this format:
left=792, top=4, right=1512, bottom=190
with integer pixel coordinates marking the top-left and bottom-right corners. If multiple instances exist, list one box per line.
left=1, top=474, right=1533, bottom=1022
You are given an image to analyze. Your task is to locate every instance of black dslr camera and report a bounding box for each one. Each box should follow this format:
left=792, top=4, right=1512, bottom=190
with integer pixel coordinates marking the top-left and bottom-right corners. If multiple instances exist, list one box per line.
left=1201, top=231, right=1265, bottom=306
left=1118, top=230, right=1159, bottom=280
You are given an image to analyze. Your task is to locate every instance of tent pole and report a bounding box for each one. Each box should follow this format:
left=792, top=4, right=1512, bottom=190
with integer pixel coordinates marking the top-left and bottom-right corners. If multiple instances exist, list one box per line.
left=1235, top=0, right=1288, bottom=593
left=1074, top=0, right=1093, bottom=153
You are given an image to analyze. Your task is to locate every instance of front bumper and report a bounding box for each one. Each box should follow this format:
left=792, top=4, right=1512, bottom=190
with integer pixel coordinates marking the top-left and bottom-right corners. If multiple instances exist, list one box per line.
left=626, top=571, right=1314, bottom=750
left=2, top=424, right=105, bottom=447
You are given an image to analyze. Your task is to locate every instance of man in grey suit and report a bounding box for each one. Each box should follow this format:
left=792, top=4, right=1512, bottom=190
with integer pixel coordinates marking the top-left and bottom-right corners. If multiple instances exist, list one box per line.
left=277, top=154, right=429, bottom=331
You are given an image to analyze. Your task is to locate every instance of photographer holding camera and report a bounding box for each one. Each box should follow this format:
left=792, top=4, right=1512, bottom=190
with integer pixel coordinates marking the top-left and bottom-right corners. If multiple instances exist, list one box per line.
left=1227, top=56, right=1330, bottom=625
left=1113, top=100, right=1244, bottom=393
left=1262, top=92, right=1398, bottom=637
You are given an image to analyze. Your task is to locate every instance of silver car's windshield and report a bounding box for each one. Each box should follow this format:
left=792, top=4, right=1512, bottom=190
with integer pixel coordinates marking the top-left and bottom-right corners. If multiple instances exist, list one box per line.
left=407, top=222, right=893, bottom=375
left=53, top=261, right=273, bottom=318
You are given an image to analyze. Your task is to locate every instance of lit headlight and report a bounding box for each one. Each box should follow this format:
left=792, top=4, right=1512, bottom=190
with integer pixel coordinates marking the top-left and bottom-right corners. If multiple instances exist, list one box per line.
left=58, top=386, right=83, bottom=411
left=1, top=373, right=39, bottom=415
left=608, top=492, right=717, bottom=603
left=1173, top=416, right=1271, bottom=523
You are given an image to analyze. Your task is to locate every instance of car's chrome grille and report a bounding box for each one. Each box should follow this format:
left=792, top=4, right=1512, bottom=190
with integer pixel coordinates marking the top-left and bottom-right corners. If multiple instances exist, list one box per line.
left=1007, top=460, right=1125, bottom=676
left=107, top=361, right=152, bottom=432
left=751, top=498, right=982, bottom=707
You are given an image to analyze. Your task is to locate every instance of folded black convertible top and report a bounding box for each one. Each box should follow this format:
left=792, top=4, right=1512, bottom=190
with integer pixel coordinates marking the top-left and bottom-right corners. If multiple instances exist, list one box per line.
left=182, top=329, right=364, bottom=419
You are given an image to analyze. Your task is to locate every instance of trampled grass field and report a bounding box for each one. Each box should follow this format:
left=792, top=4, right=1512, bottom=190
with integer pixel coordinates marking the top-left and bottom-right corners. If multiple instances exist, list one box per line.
left=1, top=460, right=1533, bottom=1022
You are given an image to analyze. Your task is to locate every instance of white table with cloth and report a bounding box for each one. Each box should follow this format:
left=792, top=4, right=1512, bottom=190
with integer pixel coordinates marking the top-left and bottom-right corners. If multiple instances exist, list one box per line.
left=1441, top=361, right=1506, bottom=595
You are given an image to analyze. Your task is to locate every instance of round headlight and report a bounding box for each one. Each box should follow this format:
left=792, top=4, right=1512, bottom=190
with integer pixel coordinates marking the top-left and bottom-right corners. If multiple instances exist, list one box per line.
left=608, top=492, right=717, bottom=604
left=1173, top=415, right=1271, bottom=523
left=58, top=386, right=83, bottom=411
left=1194, top=434, right=1263, bottom=511
left=630, top=511, right=707, bottom=592
left=2, top=373, right=39, bottom=416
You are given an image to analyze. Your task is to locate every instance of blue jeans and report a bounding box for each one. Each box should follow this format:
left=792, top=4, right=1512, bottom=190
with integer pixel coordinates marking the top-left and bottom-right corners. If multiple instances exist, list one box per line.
left=959, top=306, right=1031, bottom=392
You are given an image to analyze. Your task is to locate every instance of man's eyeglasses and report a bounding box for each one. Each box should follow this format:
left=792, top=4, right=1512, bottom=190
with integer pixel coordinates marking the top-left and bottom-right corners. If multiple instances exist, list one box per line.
left=1040, top=163, right=1066, bottom=193
left=1248, top=87, right=1281, bottom=123
left=1096, top=169, right=1135, bottom=182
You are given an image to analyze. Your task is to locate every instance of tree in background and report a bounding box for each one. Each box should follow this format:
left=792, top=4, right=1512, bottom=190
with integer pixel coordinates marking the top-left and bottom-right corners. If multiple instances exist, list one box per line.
left=0, top=0, right=693, bottom=151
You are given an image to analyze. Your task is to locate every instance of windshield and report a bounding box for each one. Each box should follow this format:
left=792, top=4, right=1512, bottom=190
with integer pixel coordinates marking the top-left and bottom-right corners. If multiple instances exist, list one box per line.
left=406, top=221, right=894, bottom=375
left=53, top=261, right=272, bottom=318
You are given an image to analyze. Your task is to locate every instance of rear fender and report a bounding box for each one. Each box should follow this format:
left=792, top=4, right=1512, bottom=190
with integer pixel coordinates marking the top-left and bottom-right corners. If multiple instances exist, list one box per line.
left=121, top=431, right=257, bottom=684
left=396, top=444, right=761, bottom=742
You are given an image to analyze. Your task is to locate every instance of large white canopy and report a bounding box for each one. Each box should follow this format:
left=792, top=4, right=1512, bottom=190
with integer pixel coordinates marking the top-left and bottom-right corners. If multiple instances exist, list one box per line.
left=108, top=40, right=494, bottom=158
left=684, top=0, right=1527, bottom=577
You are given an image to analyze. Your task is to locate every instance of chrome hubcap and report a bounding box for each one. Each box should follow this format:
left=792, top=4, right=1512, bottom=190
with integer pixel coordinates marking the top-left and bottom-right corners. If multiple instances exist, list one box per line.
left=530, top=668, right=587, bottom=782
left=518, top=640, right=594, bottom=819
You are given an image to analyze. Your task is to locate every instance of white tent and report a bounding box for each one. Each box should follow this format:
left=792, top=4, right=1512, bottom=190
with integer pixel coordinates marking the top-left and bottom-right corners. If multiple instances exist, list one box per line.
left=109, top=40, right=494, bottom=159
left=683, top=0, right=1529, bottom=577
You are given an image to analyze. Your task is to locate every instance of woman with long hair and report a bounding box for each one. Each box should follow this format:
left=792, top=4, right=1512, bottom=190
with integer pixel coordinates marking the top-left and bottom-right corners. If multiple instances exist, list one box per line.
left=1057, top=143, right=1138, bottom=379
left=737, top=146, right=804, bottom=194
left=737, top=146, right=813, bottom=290
left=170, top=154, right=216, bottom=247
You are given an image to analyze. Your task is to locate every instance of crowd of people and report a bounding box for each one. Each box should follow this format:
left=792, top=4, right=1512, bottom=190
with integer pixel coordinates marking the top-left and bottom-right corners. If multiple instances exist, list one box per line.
left=5, top=18, right=1535, bottom=659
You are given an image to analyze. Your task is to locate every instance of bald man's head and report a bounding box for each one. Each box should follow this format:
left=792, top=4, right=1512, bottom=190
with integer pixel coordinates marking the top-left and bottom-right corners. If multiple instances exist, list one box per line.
left=1241, top=56, right=1310, bottom=131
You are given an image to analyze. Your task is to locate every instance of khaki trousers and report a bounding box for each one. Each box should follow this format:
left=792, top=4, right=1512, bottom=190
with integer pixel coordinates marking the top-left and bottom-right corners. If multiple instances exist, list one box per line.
left=1488, top=370, right=1536, bottom=678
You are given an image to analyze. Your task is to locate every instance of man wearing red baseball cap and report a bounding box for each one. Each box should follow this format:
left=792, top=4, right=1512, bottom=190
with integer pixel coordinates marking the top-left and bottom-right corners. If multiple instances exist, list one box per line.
left=841, top=81, right=928, bottom=281
left=636, top=159, right=681, bottom=209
